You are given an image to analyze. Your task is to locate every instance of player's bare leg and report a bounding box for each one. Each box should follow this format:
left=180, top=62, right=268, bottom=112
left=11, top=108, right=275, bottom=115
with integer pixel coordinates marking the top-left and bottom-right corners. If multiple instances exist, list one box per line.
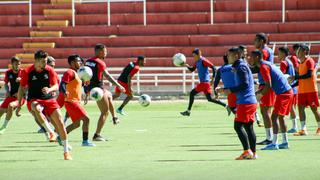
left=117, top=95, right=133, bottom=117
left=0, top=102, right=18, bottom=134
left=257, top=106, right=273, bottom=145
left=288, top=106, right=298, bottom=133
left=294, top=105, right=307, bottom=136
left=0, top=108, right=8, bottom=134
left=107, top=93, right=119, bottom=124
left=93, top=91, right=110, bottom=141
left=310, top=107, right=320, bottom=135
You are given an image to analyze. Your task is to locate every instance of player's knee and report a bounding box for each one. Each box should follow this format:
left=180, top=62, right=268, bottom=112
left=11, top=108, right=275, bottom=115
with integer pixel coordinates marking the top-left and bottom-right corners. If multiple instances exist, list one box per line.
left=128, top=94, right=133, bottom=99
left=82, top=116, right=90, bottom=124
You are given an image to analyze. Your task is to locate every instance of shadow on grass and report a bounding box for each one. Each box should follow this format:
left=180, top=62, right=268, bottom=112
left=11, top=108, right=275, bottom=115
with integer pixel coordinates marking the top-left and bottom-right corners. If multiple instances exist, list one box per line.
left=155, top=159, right=230, bottom=162
left=176, top=126, right=230, bottom=129
left=177, top=144, right=239, bottom=147
left=290, top=138, right=320, bottom=141
left=186, top=149, right=242, bottom=152
left=0, top=149, right=55, bottom=152
left=3, top=145, right=56, bottom=148
left=0, top=159, right=41, bottom=163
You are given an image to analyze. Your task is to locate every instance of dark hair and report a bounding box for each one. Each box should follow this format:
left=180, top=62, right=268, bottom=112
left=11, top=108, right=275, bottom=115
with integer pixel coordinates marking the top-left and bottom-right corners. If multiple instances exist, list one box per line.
left=223, top=54, right=228, bottom=64
left=299, top=44, right=310, bottom=54
left=95, top=43, right=106, bottom=53
left=278, top=47, right=290, bottom=56
left=238, top=45, right=247, bottom=51
left=292, top=43, right=301, bottom=51
left=11, top=56, right=21, bottom=63
left=34, top=50, right=48, bottom=60
left=192, top=48, right=200, bottom=55
left=47, top=56, right=55, bottom=64
left=228, top=47, right=240, bottom=54
left=137, top=55, right=145, bottom=61
left=255, top=33, right=267, bottom=43
left=68, top=54, right=83, bottom=65
left=251, top=49, right=262, bottom=60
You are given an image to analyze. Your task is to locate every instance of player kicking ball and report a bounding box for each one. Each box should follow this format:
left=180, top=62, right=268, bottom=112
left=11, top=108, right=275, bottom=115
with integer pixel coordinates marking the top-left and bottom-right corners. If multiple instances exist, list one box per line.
left=59, top=55, right=95, bottom=147
left=0, top=57, right=25, bottom=134
left=113, top=55, right=146, bottom=116
left=180, top=48, right=231, bottom=116
left=217, top=47, right=257, bottom=160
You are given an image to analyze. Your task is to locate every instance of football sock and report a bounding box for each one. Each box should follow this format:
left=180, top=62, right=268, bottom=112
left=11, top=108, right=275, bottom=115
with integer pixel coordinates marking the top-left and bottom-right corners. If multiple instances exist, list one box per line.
left=41, top=121, right=54, bottom=134
left=272, top=134, right=278, bottom=144
left=62, top=140, right=69, bottom=152
left=282, top=133, right=288, bottom=143
left=83, top=132, right=89, bottom=141
left=2, top=119, right=9, bottom=128
left=265, top=128, right=273, bottom=141
left=292, top=118, right=298, bottom=129
left=301, top=121, right=306, bottom=130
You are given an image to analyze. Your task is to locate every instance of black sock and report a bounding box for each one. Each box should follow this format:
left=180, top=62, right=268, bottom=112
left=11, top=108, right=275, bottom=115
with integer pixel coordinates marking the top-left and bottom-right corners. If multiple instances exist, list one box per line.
left=83, top=132, right=89, bottom=141
left=234, top=121, right=250, bottom=151
left=187, top=89, right=198, bottom=111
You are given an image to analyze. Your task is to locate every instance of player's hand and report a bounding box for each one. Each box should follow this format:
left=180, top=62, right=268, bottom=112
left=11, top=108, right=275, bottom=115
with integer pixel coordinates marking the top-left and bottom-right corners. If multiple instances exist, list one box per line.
left=15, top=105, right=21, bottom=117
left=16, top=77, right=21, bottom=83
left=84, top=94, right=88, bottom=105
left=42, top=87, right=50, bottom=95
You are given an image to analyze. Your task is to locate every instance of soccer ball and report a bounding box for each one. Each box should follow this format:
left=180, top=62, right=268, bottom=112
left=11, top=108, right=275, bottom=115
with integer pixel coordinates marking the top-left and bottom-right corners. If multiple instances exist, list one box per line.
left=139, top=94, right=151, bottom=107
left=77, top=66, right=93, bottom=82
left=172, top=53, right=186, bottom=67
left=90, top=87, right=104, bottom=101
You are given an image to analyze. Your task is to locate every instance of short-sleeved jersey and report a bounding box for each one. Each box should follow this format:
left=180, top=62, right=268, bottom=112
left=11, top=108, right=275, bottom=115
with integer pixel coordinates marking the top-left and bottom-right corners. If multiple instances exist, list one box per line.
left=280, top=57, right=297, bottom=94
left=194, top=57, right=213, bottom=83
left=290, top=54, right=299, bottom=69
left=4, top=69, right=23, bottom=96
left=258, top=46, right=274, bottom=85
left=298, top=57, right=318, bottom=93
left=260, top=61, right=291, bottom=95
left=20, top=64, right=57, bottom=100
left=85, top=57, right=107, bottom=90
left=118, top=61, right=140, bottom=83
left=62, top=69, right=82, bottom=102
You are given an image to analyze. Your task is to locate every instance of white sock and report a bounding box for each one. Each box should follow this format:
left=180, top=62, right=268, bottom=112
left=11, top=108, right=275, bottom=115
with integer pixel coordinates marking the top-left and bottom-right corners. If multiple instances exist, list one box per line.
left=2, top=120, right=9, bottom=128
left=301, top=121, right=306, bottom=130
left=255, top=113, right=261, bottom=121
left=291, top=118, right=298, bottom=129
left=317, top=122, right=320, bottom=128
left=282, top=133, right=288, bottom=143
left=265, top=128, right=273, bottom=141
left=272, top=134, right=278, bottom=144
left=62, top=140, right=69, bottom=153
left=41, top=121, right=54, bottom=134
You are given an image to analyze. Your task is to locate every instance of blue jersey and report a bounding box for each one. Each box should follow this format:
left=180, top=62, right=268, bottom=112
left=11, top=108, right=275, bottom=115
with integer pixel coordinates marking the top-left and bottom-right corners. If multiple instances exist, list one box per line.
left=258, top=46, right=274, bottom=85
left=229, top=59, right=257, bottom=105
left=284, top=58, right=298, bottom=94
left=220, top=64, right=237, bottom=88
left=260, top=61, right=292, bottom=95
left=196, top=57, right=211, bottom=82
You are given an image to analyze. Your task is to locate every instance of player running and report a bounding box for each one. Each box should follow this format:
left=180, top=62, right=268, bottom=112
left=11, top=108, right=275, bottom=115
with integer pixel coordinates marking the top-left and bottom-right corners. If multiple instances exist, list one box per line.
left=59, top=54, right=95, bottom=146
left=85, top=44, right=125, bottom=141
left=289, top=44, right=320, bottom=136
left=250, top=50, right=293, bottom=150
left=15, top=50, right=72, bottom=160
left=0, top=57, right=25, bottom=134
left=113, top=55, right=146, bottom=116
left=180, top=48, right=231, bottom=116
left=217, top=47, right=257, bottom=160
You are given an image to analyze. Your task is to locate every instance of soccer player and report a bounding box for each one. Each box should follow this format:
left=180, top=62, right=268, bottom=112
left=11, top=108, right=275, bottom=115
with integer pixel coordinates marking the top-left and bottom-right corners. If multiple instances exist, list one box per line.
left=0, top=57, right=25, bottom=134
left=15, top=50, right=72, bottom=160
left=278, top=47, right=298, bottom=133
left=250, top=50, right=293, bottom=150
left=59, top=54, right=95, bottom=146
left=217, top=47, right=257, bottom=160
left=180, top=48, right=231, bottom=116
left=254, top=33, right=275, bottom=145
left=113, top=55, right=146, bottom=116
left=85, top=43, right=125, bottom=141
left=290, top=43, right=301, bottom=72
left=213, top=54, right=236, bottom=114
left=290, top=44, right=320, bottom=136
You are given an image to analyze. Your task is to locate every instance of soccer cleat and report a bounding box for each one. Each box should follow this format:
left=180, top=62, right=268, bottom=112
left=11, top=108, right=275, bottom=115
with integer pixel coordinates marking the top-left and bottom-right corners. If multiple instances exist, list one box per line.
left=93, top=134, right=106, bottom=141
left=82, top=140, right=96, bottom=147
left=278, top=142, right=289, bottom=149
left=64, top=152, right=72, bottom=160
left=116, top=108, right=126, bottom=116
left=287, top=128, right=298, bottom=133
left=235, top=150, right=254, bottom=160
left=112, top=117, right=120, bottom=125
left=316, top=128, right=320, bottom=136
left=0, top=127, right=6, bottom=135
left=180, top=110, right=190, bottom=116
left=261, top=143, right=279, bottom=150
left=256, top=139, right=272, bottom=145
left=293, top=130, right=308, bottom=136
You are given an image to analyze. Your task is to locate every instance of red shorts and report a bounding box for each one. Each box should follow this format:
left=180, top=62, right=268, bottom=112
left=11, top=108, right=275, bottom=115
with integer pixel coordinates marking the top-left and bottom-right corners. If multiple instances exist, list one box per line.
left=273, top=90, right=294, bottom=116
left=115, top=80, right=132, bottom=96
left=227, top=93, right=237, bottom=108
left=298, top=92, right=319, bottom=107
left=64, top=101, right=87, bottom=123
left=235, top=104, right=257, bottom=123
left=0, top=97, right=25, bottom=109
left=56, top=93, right=65, bottom=108
left=259, top=85, right=276, bottom=107
left=194, top=82, right=212, bottom=94
left=27, top=98, right=60, bottom=116
left=292, top=94, right=298, bottom=106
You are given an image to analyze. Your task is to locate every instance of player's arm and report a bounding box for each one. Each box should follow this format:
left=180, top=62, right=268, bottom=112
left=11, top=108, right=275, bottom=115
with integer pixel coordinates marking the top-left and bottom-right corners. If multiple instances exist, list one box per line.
left=213, top=69, right=221, bottom=96
left=294, top=59, right=314, bottom=80
left=42, top=68, right=59, bottom=95
left=280, top=61, right=288, bottom=74
left=103, top=69, right=125, bottom=92
left=184, top=63, right=196, bottom=72
left=202, top=59, right=217, bottom=78
left=4, top=72, right=10, bottom=97
left=255, top=65, right=271, bottom=99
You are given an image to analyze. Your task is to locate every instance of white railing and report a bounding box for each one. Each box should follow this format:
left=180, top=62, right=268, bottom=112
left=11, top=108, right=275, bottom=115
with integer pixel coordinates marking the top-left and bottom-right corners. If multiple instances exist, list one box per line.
left=0, top=0, right=32, bottom=28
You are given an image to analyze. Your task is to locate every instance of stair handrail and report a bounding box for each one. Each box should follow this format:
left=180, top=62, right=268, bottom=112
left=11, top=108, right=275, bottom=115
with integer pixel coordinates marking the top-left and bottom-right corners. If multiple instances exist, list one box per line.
left=0, top=0, right=32, bottom=28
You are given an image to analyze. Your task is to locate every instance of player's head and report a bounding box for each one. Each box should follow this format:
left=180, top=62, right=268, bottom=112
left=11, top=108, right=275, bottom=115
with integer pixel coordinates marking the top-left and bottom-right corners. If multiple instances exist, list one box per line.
left=297, top=44, right=310, bottom=59
left=238, top=45, right=247, bottom=59
left=11, top=56, right=21, bottom=71
left=47, top=56, right=56, bottom=68
left=223, top=54, right=228, bottom=65
left=68, top=54, right=83, bottom=70
left=227, top=47, right=241, bottom=64
left=192, top=48, right=201, bottom=60
left=249, top=49, right=263, bottom=67
left=34, top=50, right=48, bottom=70
left=278, top=46, right=290, bottom=60
left=137, top=55, right=146, bottom=66
left=254, top=33, right=267, bottom=49
left=95, top=43, right=107, bottom=59
left=292, top=43, right=301, bottom=54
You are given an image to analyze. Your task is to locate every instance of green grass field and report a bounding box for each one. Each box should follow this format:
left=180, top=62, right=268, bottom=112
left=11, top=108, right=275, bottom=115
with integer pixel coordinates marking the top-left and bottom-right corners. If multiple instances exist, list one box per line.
left=0, top=100, right=320, bottom=180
